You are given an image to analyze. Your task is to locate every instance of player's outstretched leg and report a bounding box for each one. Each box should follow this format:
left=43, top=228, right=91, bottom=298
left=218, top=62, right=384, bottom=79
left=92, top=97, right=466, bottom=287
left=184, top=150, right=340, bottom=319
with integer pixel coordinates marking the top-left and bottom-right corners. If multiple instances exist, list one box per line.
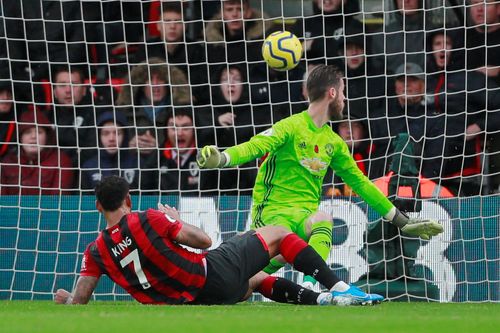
left=257, top=226, right=384, bottom=305
left=248, top=272, right=336, bottom=305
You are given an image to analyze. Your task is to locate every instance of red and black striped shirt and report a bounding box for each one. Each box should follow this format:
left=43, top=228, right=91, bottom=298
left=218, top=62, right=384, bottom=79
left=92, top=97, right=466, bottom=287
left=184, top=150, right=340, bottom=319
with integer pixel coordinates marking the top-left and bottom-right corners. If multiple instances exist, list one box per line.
left=80, top=209, right=207, bottom=304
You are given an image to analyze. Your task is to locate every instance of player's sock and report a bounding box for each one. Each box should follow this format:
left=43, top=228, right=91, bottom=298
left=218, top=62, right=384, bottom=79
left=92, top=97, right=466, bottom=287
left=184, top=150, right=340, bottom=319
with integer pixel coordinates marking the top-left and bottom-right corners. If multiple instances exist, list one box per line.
left=303, top=221, right=332, bottom=286
left=257, top=276, right=320, bottom=305
left=262, top=258, right=285, bottom=274
left=280, top=233, right=340, bottom=289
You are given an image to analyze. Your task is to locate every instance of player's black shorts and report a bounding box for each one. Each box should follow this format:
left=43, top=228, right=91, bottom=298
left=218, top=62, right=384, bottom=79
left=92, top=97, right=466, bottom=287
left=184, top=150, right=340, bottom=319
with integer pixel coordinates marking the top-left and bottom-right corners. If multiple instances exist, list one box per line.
left=195, top=230, right=270, bottom=304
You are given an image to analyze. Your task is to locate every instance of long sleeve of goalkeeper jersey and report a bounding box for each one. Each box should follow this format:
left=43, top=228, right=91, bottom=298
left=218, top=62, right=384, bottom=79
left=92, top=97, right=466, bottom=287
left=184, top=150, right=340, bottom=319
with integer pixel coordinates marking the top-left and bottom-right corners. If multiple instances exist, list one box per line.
left=330, top=139, right=394, bottom=216
left=223, top=118, right=291, bottom=166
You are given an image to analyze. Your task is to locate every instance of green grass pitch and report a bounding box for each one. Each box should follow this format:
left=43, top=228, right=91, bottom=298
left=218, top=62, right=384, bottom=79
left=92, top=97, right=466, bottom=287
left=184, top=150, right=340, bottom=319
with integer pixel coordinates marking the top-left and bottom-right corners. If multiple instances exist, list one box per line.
left=1, top=301, right=498, bottom=333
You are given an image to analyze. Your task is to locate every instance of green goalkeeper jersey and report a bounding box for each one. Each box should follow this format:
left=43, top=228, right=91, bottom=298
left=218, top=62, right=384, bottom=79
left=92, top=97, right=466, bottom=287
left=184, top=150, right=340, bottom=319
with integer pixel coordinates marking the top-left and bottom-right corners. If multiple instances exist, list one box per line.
left=224, top=111, right=394, bottom=217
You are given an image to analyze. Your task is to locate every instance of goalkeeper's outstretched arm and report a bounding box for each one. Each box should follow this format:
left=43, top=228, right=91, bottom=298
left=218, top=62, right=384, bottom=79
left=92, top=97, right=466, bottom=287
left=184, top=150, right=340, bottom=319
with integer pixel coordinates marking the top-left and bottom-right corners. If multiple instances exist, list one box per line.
left=331, top=140, right=444, bottom=240
left=197, top=119, right=291, bottom=169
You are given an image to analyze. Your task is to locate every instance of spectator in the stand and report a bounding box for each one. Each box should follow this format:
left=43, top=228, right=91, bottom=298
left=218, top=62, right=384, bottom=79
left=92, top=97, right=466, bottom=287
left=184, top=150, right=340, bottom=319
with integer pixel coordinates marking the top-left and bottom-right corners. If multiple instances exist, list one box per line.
left=199, top=65, right=257, bottom=195
left=323, top=115, right=385, bottom=196
left=425, top=30, right=500, bottom=194
left=1, top=1, right=86, bottom=102
left=465, top=0, right=500, bottom=191
left=81, top=111, right=152, bottom=193
left=0, top=110, right=73, bottom=195
left=49, top=66, right=98, bottom=167
left=117, top=58, right=191, bottom=167
left=338, top=35, right=386, bottom=127
left=0, top=81, right=24, bottom=158
left=466, top=0, right=500, bottom=83
left=205, top=0, right=271, bottom=66
left=141, top=1, right=209, bottom=105
left=159, top=108, right=200, bottom=195
left=378, top=63, right=445, bottom=180
left=371, top=0, right=438, bottom=75
left=212, top=65, right=256, bottom=148
left=291, top=0, right=363, bottom=65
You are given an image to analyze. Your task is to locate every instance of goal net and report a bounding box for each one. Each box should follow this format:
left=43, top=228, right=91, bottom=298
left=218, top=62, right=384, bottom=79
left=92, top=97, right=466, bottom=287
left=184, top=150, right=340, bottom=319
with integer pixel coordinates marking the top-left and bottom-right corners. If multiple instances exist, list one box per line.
left=0, top=0, right=498, bottom=303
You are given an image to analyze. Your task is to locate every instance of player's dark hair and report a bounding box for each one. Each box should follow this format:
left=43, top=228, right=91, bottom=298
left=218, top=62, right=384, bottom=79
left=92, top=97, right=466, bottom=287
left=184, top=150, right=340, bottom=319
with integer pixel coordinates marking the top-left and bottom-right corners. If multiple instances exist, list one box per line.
left=306, top=65, right=343, bottom=103
left=161, top=1, right=182, bottom=16
left=95, top=176, right=130, bottom=212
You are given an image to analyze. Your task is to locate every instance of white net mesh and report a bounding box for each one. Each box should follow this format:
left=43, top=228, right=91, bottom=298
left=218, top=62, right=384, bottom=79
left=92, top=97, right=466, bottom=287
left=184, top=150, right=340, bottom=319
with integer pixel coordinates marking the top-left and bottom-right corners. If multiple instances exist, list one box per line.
left=0, top=0, right=498, bottom=302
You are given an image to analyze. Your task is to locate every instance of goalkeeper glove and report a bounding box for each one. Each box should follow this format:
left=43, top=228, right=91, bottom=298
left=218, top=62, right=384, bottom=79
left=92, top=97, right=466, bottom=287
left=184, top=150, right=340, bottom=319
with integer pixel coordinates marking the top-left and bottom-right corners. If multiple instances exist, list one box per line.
left=390, top=209, right=444, bottom=240
left=196, top=145, right=228, bottom=169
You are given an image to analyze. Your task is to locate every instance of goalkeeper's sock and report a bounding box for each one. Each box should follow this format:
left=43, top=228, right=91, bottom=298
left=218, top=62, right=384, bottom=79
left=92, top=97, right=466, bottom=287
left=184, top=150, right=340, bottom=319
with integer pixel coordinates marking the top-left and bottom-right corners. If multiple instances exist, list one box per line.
left=308, top=221, right=332, bottom=260
left=257, top=276, right=320, bottom=305
left=279, top=233, right=340, bottom=290
left=303, top=221, right=333, bottom=286
left=262, top=257, right=285, bottom=274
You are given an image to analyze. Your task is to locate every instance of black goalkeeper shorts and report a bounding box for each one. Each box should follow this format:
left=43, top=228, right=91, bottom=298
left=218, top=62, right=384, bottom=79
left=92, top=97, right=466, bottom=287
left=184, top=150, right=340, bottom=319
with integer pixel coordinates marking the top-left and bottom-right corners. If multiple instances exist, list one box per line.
left=195, top=230, right=270, bottom=305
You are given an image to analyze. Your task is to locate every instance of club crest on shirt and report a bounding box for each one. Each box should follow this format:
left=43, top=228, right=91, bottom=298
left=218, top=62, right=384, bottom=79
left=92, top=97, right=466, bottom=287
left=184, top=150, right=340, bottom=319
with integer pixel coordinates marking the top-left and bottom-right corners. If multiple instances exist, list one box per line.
left=325, top=143, right=334, bottom=157
left=300, top=158, right=328, bottom=173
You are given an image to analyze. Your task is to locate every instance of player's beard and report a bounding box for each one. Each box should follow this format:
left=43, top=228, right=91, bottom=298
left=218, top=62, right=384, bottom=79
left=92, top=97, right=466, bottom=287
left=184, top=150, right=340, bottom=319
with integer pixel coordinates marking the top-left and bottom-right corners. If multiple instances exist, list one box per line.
left=328, top=95, right=344, bottom=121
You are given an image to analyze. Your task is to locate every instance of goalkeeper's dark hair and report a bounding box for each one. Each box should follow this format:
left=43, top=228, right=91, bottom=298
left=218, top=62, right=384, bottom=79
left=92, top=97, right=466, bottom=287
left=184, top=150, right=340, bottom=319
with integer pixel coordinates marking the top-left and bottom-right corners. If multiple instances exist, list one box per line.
left=306, top=65, right=343, bottom=103
left=95, top=176, right=130, bottom=211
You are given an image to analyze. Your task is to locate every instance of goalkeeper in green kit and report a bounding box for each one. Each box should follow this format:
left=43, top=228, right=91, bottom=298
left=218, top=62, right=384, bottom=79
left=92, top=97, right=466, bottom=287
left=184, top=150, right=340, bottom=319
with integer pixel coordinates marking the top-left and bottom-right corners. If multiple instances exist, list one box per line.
left=197, top=65, right=443, bottom=303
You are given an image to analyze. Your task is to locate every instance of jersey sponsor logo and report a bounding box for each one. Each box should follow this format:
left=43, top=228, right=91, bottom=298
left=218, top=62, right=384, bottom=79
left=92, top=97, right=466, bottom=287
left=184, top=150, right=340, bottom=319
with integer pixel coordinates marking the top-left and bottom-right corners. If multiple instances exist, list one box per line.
left=300, top=157, right=328, bottom=172
left=111, top=236, right=133, bottom=257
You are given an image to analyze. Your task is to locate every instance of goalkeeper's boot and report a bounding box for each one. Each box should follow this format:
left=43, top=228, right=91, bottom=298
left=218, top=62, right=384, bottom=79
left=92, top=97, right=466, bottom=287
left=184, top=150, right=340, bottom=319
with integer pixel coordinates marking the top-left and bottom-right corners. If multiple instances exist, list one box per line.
left=332, top=285, right=384, bottom=306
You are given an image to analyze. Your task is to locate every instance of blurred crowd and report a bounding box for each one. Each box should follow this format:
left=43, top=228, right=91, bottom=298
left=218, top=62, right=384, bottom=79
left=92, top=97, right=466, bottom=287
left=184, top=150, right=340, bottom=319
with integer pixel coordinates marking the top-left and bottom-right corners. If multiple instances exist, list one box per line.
left=0, top=0, right=499, bottom=197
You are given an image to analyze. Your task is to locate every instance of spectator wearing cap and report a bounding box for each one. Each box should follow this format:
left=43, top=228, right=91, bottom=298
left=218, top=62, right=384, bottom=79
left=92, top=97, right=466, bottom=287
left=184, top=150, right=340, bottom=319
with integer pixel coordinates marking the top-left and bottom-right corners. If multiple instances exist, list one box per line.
left=80, top=111, right=154, bottom=192
left=323, top=114, right=386, bottom=197
left=377, top=62, right=446, bottom=180
left=158, top=108, right=200, bottom=195
left=378, top=63, right=429, bottom=140
left=0, top=110, right=74, bottom=195
left=0, top=80, right=25, bottom=158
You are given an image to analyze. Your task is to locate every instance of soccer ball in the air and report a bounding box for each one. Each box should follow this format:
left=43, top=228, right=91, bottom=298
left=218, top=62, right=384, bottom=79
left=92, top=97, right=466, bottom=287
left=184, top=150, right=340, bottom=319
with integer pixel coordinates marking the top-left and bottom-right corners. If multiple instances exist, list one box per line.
left=262, top=31, right=302, bottom=71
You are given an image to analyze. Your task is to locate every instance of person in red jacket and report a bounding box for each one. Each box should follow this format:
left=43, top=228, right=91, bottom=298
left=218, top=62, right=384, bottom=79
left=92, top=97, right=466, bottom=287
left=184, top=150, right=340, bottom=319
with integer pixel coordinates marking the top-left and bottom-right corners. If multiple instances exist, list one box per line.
left=0, top=110, right=74, bottom=195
